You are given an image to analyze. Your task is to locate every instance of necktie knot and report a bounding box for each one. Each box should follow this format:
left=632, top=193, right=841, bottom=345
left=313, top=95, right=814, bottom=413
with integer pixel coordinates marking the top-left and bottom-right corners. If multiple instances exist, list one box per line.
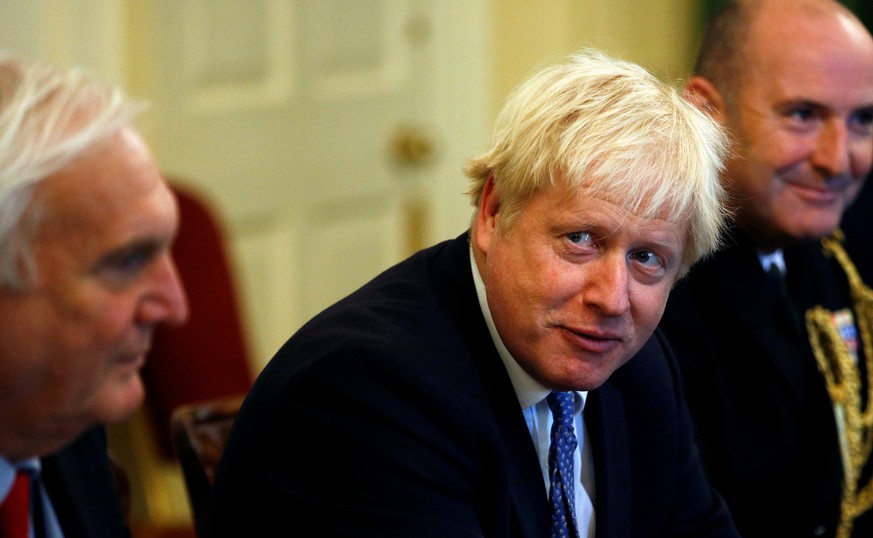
left=0, top=469, right=31, bottom=538
left=765, top=261, right=803, bottom=335
left=767, top=261, right=784, bottom=284
left=547, top=391, right=576, bottom=429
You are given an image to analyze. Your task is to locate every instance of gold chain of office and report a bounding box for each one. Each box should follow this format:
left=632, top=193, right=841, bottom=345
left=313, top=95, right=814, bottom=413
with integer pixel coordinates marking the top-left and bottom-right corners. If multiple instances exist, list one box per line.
left=807, top=230, right=873, bottom=538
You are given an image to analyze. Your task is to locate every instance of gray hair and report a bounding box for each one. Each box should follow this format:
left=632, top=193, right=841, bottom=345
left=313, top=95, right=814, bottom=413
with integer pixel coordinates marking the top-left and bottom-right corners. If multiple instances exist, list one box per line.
left=464, top=48, right=730, bottom=275
left=0, top=51, right=144, bottom=288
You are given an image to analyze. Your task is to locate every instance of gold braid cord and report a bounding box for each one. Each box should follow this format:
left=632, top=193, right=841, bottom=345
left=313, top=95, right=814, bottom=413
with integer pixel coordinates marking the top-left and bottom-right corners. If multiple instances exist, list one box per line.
left=807, top=231, right=873, bottom=538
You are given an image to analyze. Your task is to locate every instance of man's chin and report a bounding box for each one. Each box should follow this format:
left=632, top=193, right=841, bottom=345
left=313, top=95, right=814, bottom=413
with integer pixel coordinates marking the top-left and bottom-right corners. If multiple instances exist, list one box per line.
left=778, top=215, right=841, bottom=243
left=98, top=374, right=146, bottom=425
left=795, top=224, right=840, bottom=242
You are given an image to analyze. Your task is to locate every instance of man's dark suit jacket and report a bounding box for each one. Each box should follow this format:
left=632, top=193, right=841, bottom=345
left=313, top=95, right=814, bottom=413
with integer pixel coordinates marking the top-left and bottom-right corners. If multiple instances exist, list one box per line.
left=39, top=426, right=130, bottom=538
left=842, top=177, right=873, bottom=285
left=202, top=232, right=738, bottom=537
left=660, top=227, right=873, bottom=538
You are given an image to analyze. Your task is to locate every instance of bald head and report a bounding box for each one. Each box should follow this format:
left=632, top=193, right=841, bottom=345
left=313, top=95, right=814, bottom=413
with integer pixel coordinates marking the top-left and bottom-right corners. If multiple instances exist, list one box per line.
left=695, top=0, right=873, bottom=105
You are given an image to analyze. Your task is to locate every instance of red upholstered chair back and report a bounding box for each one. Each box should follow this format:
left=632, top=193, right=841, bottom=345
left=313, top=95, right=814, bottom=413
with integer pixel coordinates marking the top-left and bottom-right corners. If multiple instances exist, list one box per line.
left=141, top=182, right=254, bottom=459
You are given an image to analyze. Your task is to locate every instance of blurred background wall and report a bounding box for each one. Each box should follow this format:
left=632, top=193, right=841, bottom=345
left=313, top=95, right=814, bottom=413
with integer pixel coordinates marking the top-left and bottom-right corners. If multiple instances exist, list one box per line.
left=0, top=1, right=868, bottom=536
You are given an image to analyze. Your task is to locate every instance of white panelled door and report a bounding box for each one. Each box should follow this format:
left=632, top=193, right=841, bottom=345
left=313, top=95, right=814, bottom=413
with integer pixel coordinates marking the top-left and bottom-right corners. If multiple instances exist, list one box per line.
left=128, top=0, right=489, bottom=369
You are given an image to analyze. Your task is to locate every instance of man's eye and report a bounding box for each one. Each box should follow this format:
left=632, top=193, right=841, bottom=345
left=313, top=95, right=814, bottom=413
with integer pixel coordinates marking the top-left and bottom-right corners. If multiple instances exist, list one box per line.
left=788, top=107, right=816, bottom=122
left=95, top=244, right=158, bottom=283
left=849, top=109, right=873, bottom=136
left=567, top=231, right=594, bottom=246
left=631, top=250, right=659, bottom=266
left=111, top=250, right=150, bottom=273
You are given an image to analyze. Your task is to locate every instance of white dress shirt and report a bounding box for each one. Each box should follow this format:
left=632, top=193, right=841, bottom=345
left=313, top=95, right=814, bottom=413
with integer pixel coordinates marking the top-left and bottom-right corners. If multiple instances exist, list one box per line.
left=757, top=248, right=786, bottom=275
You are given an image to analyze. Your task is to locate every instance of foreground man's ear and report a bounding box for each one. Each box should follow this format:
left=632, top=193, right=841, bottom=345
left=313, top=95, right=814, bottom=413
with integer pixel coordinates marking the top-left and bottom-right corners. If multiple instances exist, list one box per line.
left=474, top=175, right=501, bottom=254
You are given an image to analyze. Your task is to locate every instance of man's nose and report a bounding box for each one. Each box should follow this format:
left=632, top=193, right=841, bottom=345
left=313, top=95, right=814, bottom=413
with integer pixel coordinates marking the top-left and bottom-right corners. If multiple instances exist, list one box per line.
left=138, top=254, right=190, bottom=327
left=585, top=255, right=631, bottom=317
left=811, top=120, right=850, bottom=179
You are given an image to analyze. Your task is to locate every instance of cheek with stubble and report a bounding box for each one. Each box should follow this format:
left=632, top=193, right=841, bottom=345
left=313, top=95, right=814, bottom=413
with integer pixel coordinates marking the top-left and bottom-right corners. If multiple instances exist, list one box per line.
left=622, top=284, right=670, bottom=356
left=57, top=305, right=148, bottom=428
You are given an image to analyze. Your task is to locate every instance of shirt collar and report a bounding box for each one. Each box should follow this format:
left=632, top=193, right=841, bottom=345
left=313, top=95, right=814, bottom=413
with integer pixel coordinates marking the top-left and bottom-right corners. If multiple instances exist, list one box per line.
left=758, top=248, right=786, bottom=274
left=0, top=455, right=39, bottom=502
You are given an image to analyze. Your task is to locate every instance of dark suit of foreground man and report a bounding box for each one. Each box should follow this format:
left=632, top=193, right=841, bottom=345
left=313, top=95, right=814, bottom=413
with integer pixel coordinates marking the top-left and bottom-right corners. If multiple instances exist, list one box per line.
left=203, top=49, right=739, bottom=537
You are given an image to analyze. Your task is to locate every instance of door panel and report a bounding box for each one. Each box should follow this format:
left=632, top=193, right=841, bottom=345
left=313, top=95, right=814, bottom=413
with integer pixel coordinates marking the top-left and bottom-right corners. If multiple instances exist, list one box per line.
left=130, top=0, right=488, bottom=366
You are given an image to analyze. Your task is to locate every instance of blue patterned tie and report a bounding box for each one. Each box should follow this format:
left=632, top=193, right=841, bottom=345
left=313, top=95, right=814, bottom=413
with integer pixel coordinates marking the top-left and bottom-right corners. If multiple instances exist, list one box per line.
left=547, top=391, right=579, bottom=538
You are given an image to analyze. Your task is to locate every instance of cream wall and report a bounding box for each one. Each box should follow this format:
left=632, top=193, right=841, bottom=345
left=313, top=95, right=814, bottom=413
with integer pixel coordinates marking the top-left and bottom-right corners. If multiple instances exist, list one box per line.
left=489, top=0, right=700, bottom=124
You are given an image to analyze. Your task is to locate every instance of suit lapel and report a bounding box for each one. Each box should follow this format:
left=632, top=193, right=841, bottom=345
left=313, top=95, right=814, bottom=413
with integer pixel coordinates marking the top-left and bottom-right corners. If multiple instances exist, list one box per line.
left=40, top=428, right=129, bottom=538
left=486, top=372, right=552, bottom=537
left=586, top=381, right=631, bottom=538
left=466, top=304, right=551, bottom=536
left=710, top=234, right=809, bottom=405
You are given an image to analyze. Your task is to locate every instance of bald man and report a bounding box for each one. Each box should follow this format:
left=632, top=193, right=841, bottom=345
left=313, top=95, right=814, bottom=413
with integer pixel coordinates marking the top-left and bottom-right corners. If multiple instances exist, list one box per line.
left=659, top=1, right=873, bottom=537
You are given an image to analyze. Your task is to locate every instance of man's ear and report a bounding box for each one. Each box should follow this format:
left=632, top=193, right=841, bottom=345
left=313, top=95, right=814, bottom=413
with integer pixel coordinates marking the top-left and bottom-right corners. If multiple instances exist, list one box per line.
left=685, top=75, right=728, bottom=123
left=474, top=175, right=500, bottom=254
